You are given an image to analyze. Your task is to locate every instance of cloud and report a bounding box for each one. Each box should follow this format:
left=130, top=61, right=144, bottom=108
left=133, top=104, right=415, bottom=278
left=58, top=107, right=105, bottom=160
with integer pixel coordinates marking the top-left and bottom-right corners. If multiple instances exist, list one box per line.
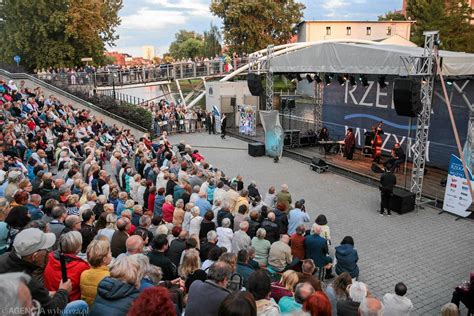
left=120, top=7, right=187, bottom=30
left=322, top=0, right=350, bottom=9
left=146, top=0, right=212, bottom=17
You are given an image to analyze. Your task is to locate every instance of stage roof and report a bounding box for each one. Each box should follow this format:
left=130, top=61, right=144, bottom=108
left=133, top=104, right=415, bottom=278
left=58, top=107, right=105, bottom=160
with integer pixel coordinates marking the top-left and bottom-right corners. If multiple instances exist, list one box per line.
left=269, top=42, right=474, bottom=77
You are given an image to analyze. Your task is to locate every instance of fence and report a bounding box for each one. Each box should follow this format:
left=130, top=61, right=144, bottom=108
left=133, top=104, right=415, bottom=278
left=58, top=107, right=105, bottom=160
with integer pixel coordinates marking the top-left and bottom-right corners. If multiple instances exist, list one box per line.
left=33, top=57, right=250, bottom=88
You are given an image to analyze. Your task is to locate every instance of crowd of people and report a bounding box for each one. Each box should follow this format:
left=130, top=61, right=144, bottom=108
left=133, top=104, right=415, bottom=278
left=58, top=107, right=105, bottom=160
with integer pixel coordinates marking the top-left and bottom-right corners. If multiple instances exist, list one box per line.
left=0, top=77, right=471, bottom=316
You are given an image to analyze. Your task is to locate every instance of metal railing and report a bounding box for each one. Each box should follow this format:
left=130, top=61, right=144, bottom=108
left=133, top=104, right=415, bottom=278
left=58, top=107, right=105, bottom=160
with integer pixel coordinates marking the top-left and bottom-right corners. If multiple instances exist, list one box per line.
left=33, top=57, right=250, bottom=88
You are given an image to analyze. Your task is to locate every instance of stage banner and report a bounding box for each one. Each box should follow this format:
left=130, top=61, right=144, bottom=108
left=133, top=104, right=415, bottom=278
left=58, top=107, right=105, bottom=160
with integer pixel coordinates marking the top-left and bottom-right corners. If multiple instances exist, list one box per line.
left=442, top=154, right=473, bottom=217
left=260, top=110, right=283, bottom=158
left=238, top=105, right=257, bottom=136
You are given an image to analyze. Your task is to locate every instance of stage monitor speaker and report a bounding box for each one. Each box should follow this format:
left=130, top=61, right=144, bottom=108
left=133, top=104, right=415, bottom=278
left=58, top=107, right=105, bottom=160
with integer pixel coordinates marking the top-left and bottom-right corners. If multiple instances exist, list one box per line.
left=230, top=97, right=236, bottom=107
left=287, top=99, right=296, bottom=109
left=371, top=163, right=384, bottom=173
left=311, top=157, right=327, bottom=167
left=247, top=73, right=263, bottom=96
left=248, top=142, right=265, bottom=157
left=393, top=78, right=422, bottom=117
left=389, top=188, right=415, bottom=214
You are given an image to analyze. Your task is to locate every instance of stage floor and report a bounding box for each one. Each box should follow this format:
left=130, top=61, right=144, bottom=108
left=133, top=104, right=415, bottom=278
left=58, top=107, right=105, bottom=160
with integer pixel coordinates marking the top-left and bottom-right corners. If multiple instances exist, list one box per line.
left=228, top=127, right=449, bottom=203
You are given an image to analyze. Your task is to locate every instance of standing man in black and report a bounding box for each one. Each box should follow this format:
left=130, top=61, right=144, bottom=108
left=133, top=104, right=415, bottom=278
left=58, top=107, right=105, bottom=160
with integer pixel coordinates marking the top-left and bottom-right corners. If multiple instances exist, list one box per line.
left=380, top=169, right=397, bottom=216
left=220, top=113, right=227, bottom=139
left=206, top=112, right=215, bottom=135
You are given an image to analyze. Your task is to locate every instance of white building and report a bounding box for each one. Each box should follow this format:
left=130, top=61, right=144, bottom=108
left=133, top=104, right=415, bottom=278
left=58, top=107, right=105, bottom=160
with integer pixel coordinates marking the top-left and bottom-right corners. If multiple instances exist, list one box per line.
left=296, top=20, right=414, bottom=44
left=142, top=45, right=155, bottom=60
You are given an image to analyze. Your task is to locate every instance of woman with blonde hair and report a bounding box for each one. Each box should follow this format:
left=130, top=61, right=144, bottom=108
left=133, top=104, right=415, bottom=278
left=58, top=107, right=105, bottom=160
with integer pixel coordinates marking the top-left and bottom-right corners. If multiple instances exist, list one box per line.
left=271, top=270, right=299, bottom=303
left=79, top=185, right=92, bottom=206
left=178, top=248, right=207, bottom=292
left=80, top=239, right=112, bottom=306
left=90, top=255, right=142, bottom=316
left=97, top=213, right=117, bottom=242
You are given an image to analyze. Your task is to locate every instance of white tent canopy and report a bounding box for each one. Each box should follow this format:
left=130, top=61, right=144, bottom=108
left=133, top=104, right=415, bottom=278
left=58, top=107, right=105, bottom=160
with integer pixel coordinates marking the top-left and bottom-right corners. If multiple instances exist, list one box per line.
left=269, top=41, right=474, bottom=77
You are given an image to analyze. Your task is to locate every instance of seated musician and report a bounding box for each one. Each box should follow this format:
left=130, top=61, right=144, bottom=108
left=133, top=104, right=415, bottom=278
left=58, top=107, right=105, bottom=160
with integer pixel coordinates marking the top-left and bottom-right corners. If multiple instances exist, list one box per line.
left=384, top=143, right=405, bottom=172
left=318, top=127, right=331, bottom=153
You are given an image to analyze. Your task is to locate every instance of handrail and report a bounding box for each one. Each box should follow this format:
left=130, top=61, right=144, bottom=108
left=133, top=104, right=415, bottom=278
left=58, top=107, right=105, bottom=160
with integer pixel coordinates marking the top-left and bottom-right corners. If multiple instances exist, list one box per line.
left=0, top=69, right=148, bottom=133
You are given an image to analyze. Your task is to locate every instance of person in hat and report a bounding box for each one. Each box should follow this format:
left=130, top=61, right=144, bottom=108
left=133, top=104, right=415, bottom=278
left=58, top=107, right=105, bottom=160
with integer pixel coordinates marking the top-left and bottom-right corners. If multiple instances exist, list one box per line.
left=0, top=228, right=87, bottom=316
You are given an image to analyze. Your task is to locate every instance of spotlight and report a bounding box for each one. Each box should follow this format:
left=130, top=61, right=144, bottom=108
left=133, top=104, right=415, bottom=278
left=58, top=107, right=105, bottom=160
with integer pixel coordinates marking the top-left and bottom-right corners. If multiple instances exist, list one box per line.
left=378, top=76, right=387, bottom=89
left=349, top=75, right=357, bottom=86
left=296, top=74, right=303, bottom=82
left=337, top=75, right=346, bottom=86
left=324, top=74, right=332, bottom=86
left=314, top=74, right=322, bottom=84
left=446, top=79, right=453, bottom=86
left=306, top=74, right=313, bottom=83
left=360, top=75, right=369, bottom=87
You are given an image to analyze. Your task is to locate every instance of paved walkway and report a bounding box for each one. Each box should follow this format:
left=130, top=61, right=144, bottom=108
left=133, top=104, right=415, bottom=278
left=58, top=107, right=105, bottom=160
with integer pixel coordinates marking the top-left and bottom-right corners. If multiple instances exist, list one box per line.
left=168, top=132, right=473, bottom=314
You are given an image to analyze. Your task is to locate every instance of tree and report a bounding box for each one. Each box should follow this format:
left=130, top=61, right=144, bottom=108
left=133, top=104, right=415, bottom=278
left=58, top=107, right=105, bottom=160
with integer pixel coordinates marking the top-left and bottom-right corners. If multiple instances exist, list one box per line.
left=407, top=0, right=474, bottom=52
left=169, top=30, right=204, bottom=60
left=202, top=23, right=222, bottom=58
left=0, top=0, right=122, bottom=70
left=378, top=11, right=407, bottom=21
left=210, top=0, right=305, bottom=54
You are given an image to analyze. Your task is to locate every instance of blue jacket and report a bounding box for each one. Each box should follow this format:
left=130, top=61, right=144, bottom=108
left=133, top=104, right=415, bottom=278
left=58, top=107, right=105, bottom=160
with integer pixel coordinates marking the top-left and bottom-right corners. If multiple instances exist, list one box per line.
left=90, top=277, right=140, bottom=316
left=304, top=234, right=332, bottom=267
left=335, top=244, right=359, bottom=278
left=236, top=262, right=255, bottom=288
left=153, top=195, right=165, bottom=217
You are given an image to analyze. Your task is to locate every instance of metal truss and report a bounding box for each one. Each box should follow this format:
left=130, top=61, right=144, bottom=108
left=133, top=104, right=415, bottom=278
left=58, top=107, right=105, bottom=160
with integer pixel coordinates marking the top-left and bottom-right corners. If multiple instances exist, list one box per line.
left=265, top=45, right=275, bottom=111
left=407, top=31, right=439, bottom=204
left=313, top=79, right=324, bottom=133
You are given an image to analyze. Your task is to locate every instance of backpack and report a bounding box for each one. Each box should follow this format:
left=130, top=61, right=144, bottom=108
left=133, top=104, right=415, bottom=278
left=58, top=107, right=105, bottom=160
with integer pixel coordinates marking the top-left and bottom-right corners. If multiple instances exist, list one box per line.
left=226, top=273, right=243, bottom=292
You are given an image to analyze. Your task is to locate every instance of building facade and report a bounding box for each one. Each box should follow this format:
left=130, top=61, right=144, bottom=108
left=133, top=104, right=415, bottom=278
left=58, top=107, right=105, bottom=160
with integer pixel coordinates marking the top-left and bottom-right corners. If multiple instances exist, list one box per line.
left=142, top=46, right=155, bottom=60
left=297, top=20, right=414, bottom=43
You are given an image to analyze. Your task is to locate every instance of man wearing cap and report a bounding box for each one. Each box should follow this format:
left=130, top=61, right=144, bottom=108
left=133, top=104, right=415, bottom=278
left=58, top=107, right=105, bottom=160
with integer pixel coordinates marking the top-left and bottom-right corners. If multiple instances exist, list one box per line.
left=0, top=228, right=73, bottom=315
left=287, top=200, right=311, bottom=235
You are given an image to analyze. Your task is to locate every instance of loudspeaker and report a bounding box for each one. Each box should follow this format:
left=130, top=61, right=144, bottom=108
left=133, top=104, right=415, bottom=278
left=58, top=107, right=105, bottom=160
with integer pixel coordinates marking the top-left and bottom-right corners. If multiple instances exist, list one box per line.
left=311, top=157, right=327, bottom=167
left=287, top=99, right=296, bottom=109
left=389, top=188, right=415, bottom=214
left=393, top=78, right=422, bottom=117
left=248, top=142, right=265, bottom=157
left=230, top=97, right=236, bottom=107
left=371, top=163, right=384, bottom=173
left=247, top=73, right=263, bottom=96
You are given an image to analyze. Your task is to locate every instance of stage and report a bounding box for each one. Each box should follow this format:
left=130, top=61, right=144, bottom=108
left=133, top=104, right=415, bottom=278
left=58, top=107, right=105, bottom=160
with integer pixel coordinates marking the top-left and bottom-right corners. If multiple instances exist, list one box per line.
left=228, top=127, right=449, bottom=205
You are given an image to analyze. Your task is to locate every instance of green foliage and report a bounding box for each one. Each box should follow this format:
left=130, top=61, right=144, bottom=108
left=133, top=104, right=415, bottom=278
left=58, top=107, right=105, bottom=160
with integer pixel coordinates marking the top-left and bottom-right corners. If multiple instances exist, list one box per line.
left=0, top=0, right=123, bottom=70
left=202, top=23, right=222, bottom=58
left=169, top=30, right=204, bottom=60
left=69, top=89, right=152, bottom=130
left=378, top=11, right=407, bottom=21
left=407, top=0, right=474, bottom=52
left=210, top=0, right=305, bottom=54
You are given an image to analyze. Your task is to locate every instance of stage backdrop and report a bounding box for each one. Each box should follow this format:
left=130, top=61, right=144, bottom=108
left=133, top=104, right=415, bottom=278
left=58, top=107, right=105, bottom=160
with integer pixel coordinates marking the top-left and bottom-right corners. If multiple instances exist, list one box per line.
left=297, top=77, right=474, bottom=169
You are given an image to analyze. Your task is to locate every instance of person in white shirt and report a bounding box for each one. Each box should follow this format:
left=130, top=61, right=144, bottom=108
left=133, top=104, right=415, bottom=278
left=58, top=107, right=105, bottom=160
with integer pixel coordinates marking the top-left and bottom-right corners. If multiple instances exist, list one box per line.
left=382, top=282, right=414, bottom=316
left=216, top=218, right=233, bottom=252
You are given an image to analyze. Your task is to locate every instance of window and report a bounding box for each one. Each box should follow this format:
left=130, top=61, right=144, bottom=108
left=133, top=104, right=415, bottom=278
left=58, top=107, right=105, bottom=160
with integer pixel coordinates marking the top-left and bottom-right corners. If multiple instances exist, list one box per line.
left=326, top=26, right=331, bottom=35
left=346, top=26, right=351, bottom=35
left=366, top=27, right=372, bottom=36
left=387, top=26, right=392, bottom=36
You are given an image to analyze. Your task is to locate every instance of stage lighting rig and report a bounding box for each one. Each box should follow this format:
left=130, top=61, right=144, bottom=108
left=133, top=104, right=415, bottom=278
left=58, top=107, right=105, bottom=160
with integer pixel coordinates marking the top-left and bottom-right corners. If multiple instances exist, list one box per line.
left=349, top=75, right=357, bottom=86
left=324, top=74, right=332, bottom=86
left=359, top=75, right=369, bottom=87
left=337, top=75, right=346, bottom=86
left=306, top=74, right=313, bottom=83
left=314, top=74, right=322, bottom=84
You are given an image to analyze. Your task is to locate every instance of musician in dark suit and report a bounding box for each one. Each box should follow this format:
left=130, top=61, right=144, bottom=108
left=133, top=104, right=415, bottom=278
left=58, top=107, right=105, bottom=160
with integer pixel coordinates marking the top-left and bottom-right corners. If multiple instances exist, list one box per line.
left=206, top=112, right=215, bottom=135
left=379, top=169, right=397, bottom=216
left=344, top=128, right=356, bottom=160
left=384, top=143, right=405, bottom=172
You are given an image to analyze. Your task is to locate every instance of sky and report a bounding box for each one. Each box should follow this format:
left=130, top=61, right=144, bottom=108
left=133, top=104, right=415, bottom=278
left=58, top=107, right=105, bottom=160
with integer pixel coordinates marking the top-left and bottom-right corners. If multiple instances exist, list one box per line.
left=111, top=0, right=403, bottom=58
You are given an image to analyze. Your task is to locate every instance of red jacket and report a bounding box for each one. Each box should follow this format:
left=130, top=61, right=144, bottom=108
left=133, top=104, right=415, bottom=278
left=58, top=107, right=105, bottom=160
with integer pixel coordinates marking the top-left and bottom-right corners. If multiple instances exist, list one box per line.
left=147, top=193, right=156, bottom=214
left=162, top=202, right=174, bottom=223
left=290, top=233, right=305, bottom=260
left=44, top=251, right=90, bottom=301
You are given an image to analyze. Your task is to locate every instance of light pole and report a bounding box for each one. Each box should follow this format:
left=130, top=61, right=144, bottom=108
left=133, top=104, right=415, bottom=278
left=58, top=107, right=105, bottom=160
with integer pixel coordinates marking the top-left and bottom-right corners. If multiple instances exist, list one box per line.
left=112, top=71, right=117, bottom=100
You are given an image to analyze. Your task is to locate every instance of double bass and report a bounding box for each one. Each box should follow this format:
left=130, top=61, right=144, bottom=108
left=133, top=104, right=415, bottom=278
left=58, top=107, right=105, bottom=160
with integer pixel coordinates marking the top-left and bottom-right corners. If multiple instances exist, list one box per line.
left=372, top=122, right=383, bottom=163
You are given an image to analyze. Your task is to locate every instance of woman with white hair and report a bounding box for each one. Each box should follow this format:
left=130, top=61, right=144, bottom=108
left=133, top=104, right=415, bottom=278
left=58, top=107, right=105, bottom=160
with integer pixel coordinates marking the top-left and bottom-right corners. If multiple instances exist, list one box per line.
left=216, top=217, right=234, bottom=252
left=251, top=228, right=271, bottom=266
left=43, top=231, right=90, bottom=301
left=337, top=281, right=368, bottom=315
left=188, top=206, right=203, bottom=236
left=90, top=255, right=142, bottom=316
left=182, top=202, right=194, bottom=231
left=97, top=213, right=117, bottom=242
